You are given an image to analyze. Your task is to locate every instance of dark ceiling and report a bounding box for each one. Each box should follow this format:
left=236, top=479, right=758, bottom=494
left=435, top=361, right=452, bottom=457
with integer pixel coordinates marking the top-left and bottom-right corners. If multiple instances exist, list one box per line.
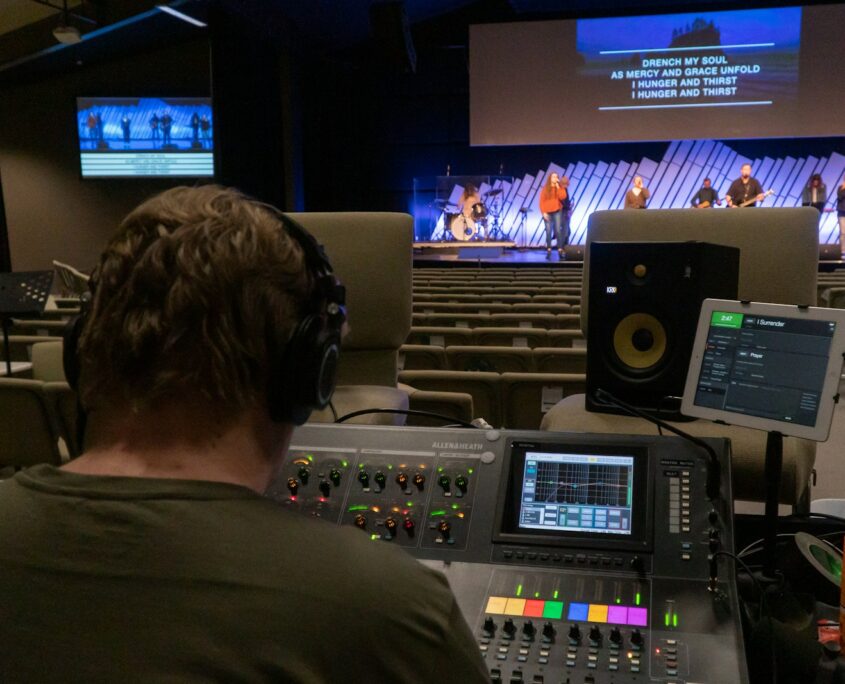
left=0, top=0, right=835, bottom=86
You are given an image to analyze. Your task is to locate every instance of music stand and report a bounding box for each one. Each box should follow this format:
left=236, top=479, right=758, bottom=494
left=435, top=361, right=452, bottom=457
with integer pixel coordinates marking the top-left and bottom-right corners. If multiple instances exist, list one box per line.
left=0, top=271, right=54, bottom=376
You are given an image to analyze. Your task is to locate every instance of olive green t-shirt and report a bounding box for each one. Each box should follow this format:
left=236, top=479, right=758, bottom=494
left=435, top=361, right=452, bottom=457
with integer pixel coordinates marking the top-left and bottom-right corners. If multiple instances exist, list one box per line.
left=0, top=465, right=489, bottom=683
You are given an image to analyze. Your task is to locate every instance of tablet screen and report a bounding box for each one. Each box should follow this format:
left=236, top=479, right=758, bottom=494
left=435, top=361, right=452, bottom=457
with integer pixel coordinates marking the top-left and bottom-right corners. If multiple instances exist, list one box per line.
left=682, top=301, right=845, bottom=440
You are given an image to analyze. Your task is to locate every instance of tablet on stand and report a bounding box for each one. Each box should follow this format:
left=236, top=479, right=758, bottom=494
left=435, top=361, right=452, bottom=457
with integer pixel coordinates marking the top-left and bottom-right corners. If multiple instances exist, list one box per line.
left=681, top=299, right=845, bottom=579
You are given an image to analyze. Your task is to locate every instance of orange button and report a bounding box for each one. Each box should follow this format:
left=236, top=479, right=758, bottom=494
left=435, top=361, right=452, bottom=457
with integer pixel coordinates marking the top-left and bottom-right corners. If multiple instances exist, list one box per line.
left=588, top=604, right=609, bottom=623
left=504, top=598, right=526, bottom=616
left=485, top=596, right=508, bottom=615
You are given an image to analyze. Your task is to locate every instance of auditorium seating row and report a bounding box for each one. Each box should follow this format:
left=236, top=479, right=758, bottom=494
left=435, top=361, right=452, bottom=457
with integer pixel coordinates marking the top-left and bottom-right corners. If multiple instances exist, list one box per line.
left=397, top=369, right=586, bottom=430
left=407, top=327, right=584, bottom=348
left=411, top=313, right=581, bottom=330
left=414, top=293, right=580, bottom=305
left=413, top=302, right=575, bottom=314
left=400, top=345, right=586, bottom=374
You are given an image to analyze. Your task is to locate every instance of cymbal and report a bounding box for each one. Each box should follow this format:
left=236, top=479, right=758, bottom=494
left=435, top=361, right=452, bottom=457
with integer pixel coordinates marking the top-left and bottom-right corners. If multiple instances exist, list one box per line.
left=484, top=188, right=503, bottom=197
left=433, top=198, right=450, bottom=206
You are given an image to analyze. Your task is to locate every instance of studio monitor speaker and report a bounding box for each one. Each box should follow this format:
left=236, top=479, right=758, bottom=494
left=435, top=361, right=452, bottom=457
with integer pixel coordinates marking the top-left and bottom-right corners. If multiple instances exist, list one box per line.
left=586, top=241, right=739, bottom=418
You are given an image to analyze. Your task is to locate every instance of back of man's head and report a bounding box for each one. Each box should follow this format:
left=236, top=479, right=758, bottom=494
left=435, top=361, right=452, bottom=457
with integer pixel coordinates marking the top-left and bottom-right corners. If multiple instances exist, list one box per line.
left=76, top=185, right=312, bottom=421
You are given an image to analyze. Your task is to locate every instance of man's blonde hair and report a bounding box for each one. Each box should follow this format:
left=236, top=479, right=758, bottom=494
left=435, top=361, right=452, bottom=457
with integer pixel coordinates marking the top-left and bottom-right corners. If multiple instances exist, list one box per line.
left=77, top=185, right=312, bottom=416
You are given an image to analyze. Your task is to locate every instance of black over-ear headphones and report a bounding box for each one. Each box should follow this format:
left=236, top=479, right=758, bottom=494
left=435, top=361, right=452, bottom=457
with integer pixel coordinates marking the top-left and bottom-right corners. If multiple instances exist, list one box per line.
left=63, top=211, right=346, bottom=428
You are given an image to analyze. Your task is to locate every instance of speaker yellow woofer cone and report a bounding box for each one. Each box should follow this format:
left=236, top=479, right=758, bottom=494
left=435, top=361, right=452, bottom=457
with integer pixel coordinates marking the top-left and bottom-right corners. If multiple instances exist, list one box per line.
left=612, top=313, right=667, bottom=370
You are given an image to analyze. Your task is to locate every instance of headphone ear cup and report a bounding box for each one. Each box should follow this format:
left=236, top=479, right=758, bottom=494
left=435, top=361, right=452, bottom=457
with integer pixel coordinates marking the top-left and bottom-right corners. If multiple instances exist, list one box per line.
left=268, top=314, right=341, bottom=426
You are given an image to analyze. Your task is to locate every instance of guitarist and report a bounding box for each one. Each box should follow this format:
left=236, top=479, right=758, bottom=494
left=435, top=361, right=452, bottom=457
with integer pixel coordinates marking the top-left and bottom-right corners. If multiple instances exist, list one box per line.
left=690, top=177, right=721, bottom=208
left=726, top=163, right=765, bottom=208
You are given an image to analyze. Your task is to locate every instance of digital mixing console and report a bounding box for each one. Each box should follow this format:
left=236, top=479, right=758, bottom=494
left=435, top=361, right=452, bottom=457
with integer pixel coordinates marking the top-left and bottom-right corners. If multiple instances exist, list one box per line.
left=266, top=425, right=748, bottom=684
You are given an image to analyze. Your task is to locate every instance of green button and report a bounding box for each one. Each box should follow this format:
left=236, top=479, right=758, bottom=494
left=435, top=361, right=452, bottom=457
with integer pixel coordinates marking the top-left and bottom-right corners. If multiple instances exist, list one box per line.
left=711, top=311, right=743, bottom=328
left=542, top=601, right=564, bottom=619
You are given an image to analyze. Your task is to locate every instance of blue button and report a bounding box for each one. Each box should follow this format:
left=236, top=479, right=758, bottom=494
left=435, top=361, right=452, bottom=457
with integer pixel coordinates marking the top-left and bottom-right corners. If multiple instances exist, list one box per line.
left=568, top=603, right=589, bottom=621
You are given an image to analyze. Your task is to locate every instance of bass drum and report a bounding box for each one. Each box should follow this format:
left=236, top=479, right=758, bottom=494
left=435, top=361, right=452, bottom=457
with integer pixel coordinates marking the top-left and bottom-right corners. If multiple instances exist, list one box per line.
left=450, top=214, right=476, bottom=241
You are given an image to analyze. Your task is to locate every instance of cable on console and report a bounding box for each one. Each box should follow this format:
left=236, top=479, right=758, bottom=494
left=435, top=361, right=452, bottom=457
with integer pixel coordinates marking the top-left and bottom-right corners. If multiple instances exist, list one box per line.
left=334, top=408, right=478, bottom=429
left=594, top=388, right=722, bottom=501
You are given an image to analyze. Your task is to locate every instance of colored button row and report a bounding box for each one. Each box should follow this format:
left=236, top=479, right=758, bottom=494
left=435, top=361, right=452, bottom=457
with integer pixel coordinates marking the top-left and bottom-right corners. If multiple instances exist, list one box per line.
left=485, top=596, right=564, bottom=620
left=567, top=602, right=648, bottom=627
left=484, top=596, right=648, bottom=627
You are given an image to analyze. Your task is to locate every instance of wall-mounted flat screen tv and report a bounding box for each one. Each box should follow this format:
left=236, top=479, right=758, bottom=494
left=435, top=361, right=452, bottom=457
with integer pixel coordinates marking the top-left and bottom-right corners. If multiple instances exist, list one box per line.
left=77, top=97, right=214, bottom=178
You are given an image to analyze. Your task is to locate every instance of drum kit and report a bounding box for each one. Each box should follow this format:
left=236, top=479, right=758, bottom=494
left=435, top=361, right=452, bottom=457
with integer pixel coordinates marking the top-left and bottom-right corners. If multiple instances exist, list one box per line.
left=440, top=188, right=506, bottom=242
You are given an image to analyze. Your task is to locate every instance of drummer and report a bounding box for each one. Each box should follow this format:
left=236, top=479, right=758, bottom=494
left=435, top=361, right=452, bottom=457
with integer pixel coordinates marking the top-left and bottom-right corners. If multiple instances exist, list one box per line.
left=458, top=184, right=482, bottom=219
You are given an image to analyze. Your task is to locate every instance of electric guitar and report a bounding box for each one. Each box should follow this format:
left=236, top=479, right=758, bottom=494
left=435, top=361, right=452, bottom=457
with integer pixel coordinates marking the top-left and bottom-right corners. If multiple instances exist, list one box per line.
left=731, top=188, right=774, bottom=208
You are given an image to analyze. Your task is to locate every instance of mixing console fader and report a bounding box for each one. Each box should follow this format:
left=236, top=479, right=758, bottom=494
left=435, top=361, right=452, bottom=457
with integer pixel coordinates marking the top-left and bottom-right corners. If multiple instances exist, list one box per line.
left=267, top=425, right=748, bottom=684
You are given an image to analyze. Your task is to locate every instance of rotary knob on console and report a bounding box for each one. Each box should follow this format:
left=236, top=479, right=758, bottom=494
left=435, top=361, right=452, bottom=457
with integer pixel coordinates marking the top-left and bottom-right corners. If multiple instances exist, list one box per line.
left=589, top=625, right=602, bottom=644
left=396, top=472, right=409, bottom=489
left=318, top=480, right=331, bottom=498
left=522, top=620, right=536, bottom=639
left=354, top=514, right=367, bottom=530
left=329, top=468, right=342, bottom=486
left=503, top=618, right=517, bottom=637
left=630, top=628, right=643, bottom=648
left=374, top=471, right=386, bottom=489
left=542, top=622, right=556, bottom=641
left=629, top=555, right=645, bottom=574
left=609, top=626, right=622, bottom=645
left=297, top=466, right=310, bottom=484
left=403, top=518, right=415, bottom=536
left=708, top=508, right=719, bottom=524
left=413, top=472, right=425, bottom=490
left=286, top=477, right=299, bottom=496
left=437, top=520, right=451, bottom=541
left=483, top=617, right=497, bottom=636
left=568, top=623, right=581, bottom=643
left=455, top=475, right=468, bottom=494
left=438, top=474, right=451, bottom=492
left=385, top=517, right=398, bottom=536
left=357, top=470, right=370, bottom=488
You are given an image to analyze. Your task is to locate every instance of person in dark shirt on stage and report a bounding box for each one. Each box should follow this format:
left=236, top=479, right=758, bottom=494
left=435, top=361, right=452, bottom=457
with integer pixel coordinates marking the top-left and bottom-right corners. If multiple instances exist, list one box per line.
left=802, top=173, right=827, bottom=213
left=120, top=115, right=131, bottom=147
left=0, top=185, right=489, bottom=684
left=726, top=163, right=765, bottom=207
left=149, top=113, right=160, bottom=147
left=539, top=171, right=569, bottom=258
left=690, top=177, right=721, bottom=208
left=623, top=175, right=650, bottom=209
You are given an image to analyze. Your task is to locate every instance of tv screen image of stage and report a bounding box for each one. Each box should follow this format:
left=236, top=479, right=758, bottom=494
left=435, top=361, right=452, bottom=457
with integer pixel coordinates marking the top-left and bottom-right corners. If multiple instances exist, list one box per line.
left=518, top=451, right=634, bottom=536
left=77, top=97, right=214, bottom=178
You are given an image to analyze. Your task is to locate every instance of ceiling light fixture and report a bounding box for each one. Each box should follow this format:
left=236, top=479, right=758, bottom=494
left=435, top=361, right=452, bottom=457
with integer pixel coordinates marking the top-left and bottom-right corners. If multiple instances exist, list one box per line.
left=157, top=5, right=207, bottom=28
left=53, top=0, right=81, bottom=43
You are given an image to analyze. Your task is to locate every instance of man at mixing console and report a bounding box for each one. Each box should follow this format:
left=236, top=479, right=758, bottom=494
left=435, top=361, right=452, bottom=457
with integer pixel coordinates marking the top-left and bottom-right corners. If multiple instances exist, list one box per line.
left=0, top=186, right=489, bottom=683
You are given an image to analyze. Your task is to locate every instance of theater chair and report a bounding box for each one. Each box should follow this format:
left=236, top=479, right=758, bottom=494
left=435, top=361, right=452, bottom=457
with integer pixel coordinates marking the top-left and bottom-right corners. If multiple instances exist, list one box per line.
left=541, top=207, right=820, bottom=509
left=446, top=346, right=535, bottom=373
left=502, top=372, right=587, bottom=430
left=294, top=212, right=463, bottom=426
left=0, top=379, right=64, bottom=470
left=398, top=370, right=503, bottom=428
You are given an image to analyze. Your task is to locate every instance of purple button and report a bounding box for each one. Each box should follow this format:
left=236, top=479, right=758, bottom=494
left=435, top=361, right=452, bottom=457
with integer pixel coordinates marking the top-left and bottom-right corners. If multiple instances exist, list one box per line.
left=607, top=606, right=628, bottom=624
left=627, top=607, right=648, bottom=627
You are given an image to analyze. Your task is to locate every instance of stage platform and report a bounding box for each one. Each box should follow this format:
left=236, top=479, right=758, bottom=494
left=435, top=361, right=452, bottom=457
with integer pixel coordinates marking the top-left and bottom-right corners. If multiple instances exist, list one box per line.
left=413, top=242, right=584, bottom=268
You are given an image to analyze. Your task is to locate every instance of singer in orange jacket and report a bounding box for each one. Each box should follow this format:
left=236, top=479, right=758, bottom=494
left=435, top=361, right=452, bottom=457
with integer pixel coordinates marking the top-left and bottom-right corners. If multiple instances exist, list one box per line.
left=539, top=172, right=570, bottom=258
